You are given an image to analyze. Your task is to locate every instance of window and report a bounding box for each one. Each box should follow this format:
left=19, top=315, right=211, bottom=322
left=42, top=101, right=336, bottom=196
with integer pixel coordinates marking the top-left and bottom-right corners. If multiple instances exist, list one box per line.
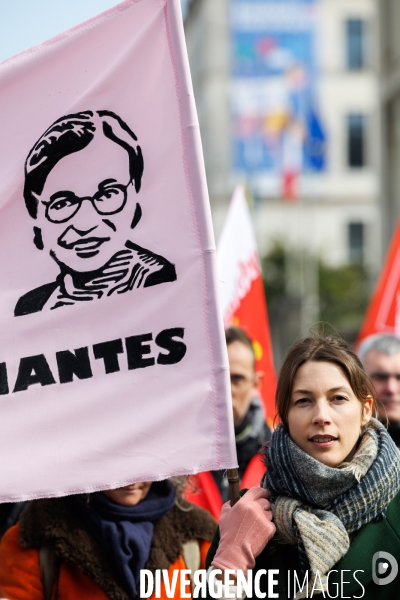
left=348, top=222, right=364, bottom=263
left=347, top=114, right=366, bottom=168
left=346, top=19, right=365, bottom=70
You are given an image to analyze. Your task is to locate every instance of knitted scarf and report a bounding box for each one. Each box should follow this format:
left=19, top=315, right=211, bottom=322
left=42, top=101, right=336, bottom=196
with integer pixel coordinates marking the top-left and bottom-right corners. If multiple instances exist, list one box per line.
left=262, top=418, right=400, bottom=598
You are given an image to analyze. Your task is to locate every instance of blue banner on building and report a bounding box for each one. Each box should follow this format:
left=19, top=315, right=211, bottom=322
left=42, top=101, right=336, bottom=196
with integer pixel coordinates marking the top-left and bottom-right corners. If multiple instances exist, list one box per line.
left=230, top=0, right=326, bottom=194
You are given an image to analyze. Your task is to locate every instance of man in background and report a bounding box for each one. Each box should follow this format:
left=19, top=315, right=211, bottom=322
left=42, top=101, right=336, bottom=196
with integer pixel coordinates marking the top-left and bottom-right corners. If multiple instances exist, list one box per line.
left=358, top=333, right=400, bottom=447
left=186, top=326, right=271, bottom=517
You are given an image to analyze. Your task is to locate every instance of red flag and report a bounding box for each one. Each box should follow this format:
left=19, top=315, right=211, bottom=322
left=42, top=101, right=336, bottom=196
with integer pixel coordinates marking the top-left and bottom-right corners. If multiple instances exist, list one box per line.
left=282, top=170, right=299, bottom=201
left=217, top=186, right=277, bottom=427
left=357, top=219, right=400, bottom=345
left=281, top=124, right=303, bottom=201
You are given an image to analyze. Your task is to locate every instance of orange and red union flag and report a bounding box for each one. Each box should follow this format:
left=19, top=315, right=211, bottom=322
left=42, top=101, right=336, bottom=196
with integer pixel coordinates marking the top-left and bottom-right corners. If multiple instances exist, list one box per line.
left=357, top=219, right=400, bottom=344
left=217, top=185, right=277, bottom=427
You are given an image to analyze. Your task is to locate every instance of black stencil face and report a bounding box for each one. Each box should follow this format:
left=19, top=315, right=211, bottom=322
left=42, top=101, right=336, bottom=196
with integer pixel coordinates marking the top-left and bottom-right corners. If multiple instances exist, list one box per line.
left=36, top=134, right=135, bottom=273
left=15, top=110, right=177, bottom=317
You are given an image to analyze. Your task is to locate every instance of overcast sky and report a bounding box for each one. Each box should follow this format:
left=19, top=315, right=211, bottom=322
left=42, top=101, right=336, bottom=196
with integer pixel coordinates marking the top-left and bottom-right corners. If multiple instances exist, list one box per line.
left=0, top=0, right=186, bottom=63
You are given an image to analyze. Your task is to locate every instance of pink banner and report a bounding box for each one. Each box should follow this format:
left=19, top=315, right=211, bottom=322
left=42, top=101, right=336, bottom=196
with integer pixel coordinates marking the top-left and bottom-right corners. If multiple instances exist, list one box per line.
left=0, top=0, right=236, bottom=502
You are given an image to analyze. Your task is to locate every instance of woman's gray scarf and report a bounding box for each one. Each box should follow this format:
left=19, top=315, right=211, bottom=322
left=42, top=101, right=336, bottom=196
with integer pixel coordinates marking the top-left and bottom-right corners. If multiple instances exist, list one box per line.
left=262, top=418, right=400, bottom=598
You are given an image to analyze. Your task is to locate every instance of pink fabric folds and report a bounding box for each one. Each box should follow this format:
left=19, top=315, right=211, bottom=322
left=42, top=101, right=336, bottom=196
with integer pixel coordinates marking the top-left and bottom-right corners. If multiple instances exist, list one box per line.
left=0, top=0, right=236, bottom=502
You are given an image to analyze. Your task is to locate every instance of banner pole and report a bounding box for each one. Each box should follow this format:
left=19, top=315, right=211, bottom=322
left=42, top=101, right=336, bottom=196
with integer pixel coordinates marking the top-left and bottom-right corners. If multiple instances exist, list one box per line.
left=227, top=468, right=240, bottom=506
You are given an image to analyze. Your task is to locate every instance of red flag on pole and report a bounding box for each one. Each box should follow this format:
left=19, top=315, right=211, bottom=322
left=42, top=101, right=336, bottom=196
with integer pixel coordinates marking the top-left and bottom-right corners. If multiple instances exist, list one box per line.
left=356, top=220, right=400, bottom=345
left=282, top=125, right=302, bottom=201
left=217, top=186, right=277, bottom=427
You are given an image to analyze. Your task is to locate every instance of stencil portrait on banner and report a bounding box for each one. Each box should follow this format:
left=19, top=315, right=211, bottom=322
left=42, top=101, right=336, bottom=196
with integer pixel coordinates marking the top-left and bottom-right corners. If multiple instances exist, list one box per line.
left=0, top=0, right=238, bottom=504
left=15, top=110, right=177, bottom=316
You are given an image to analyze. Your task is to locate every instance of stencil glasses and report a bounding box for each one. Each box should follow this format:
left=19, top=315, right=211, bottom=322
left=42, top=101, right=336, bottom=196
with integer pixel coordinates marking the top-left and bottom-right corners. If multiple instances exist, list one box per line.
left=43, top=179, right=131, bottom=224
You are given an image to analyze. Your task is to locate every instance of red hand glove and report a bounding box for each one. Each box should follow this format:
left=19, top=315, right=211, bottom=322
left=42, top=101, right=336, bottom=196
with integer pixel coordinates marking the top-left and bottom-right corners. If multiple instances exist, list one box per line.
left=211, top=486, right=276, bottom=573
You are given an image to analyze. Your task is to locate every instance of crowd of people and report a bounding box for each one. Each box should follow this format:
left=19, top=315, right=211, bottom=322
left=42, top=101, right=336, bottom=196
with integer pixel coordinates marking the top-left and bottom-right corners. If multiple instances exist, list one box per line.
left=1, top=327, right=400, bottom=598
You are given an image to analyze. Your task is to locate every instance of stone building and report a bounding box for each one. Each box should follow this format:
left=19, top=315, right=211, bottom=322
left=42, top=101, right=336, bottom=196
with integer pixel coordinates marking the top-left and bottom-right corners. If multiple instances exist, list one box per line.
left=185, top=0, right=380, bottom=353
left=379, top=0, right=400, bottom=249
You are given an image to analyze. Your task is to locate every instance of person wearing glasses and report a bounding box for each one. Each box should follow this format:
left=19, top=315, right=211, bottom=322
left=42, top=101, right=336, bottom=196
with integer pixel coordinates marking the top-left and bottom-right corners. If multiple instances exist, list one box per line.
left=358, top=333, right=400, bottom=447
left=225, top=326, right=271, bottom=489
left=14, top=110, right=176, bottom=317
left=186, top=327, right=271, bottom=517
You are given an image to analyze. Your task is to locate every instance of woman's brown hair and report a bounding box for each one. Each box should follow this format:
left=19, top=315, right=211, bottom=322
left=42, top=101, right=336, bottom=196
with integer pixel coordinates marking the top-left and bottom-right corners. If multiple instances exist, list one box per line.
left=276, top=334, right=378, bottom=430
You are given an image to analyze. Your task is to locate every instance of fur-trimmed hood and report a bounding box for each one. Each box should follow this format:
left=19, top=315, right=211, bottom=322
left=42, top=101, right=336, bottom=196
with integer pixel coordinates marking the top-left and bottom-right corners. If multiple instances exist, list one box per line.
left=19, top=495, right=216, bottom=599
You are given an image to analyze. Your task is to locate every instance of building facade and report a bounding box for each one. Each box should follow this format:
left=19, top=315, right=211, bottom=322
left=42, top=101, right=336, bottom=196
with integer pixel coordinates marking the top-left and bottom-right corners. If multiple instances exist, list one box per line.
left=379, top=0, right=400, bottom=251
left=185, top=0, right=380, bottom=270
left=185, top=0, right=380, bottom=357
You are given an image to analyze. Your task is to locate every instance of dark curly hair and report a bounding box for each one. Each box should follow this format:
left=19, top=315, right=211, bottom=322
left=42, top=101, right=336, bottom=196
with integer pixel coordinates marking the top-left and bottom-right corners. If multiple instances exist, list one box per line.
left=24, top=110, right=144, bottom=219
